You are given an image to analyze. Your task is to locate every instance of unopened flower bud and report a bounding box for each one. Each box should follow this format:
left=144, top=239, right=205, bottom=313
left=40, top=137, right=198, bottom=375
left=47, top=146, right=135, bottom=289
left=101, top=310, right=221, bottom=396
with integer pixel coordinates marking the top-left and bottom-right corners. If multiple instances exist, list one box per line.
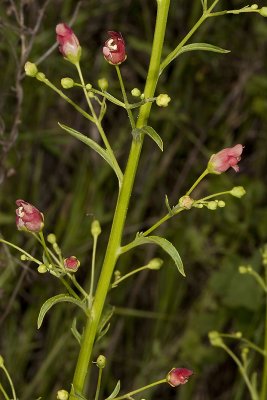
left=86, top=83, right=92, bottom=90
left=47, top=233, right=57, bottom=244
left=235, top=331, right=242, bottom=338
left=96, top=355, right=106, bottom=369
left=260, top=7, right=267, bottom=16
left=230, top=186, right=246, bottom=198
left=38, top=264, right=48, bottom=274
left=64, top=256, right=80, bottom=272
left=208, top=144, right=243, bottom=174
left=167, top=368, right=193, bottom=387
left=131, top=88, right=141, bottom=97
left=20, top=254, right=27, bottom=261
left=208, top=331, right=224, bottom=347
left=207, top=201, right=218, bottom=210
left=91, top=220, right=101, bottom=237
left=57, top=389, right=69, bottom=400
left=16, top=199, right=44, bottom=233
left=147, top=258, right=163, bottom=270
left=217, top=200, right=225, bottom=208
left=179, top=195, right=194, bottom=210
left=24, top=61, right=38, bottom=77
left=239, top=265, right=248, bottom=274
left=98, top=78, right=109, bottom=91
left=156, top=94, right=171, bottom=107
left=88, top=91, right=95, bottom=98
left=36, top=72, right=46, bottom=82
left=103, top=31, right=127, bottom=65
left=56, top=23, right=81, bottom=64
left=61, top=77, right=74, bottom=89
left=251, top=4, right=258, bottom=10
left=194, top=203, right=204, bottom=208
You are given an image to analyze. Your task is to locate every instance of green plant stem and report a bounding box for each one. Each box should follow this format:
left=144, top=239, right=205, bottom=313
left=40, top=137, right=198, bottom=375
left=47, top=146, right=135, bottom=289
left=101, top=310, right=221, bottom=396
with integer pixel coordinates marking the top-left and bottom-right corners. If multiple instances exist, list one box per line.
left=75, top=63, right=123, bottom=185
left=0, top=383, right=10, bottom=400
left=60, top=277, right=81, bottom=301
left=69, top=1, right=171, bottom=398
left=186, top=169, right=209, bottom=196
left=111, top=264, right=150, bottom=288
left=142, top=208, right=184, bottom=237
left=260, top=266, right=267, bottom=400
left=219, top=333, right=266, bottom=357
left=159, top=0, right=220, bottom=75
left=89, top=233, right=98, bottom=308
left=115, top=65, right=136, bottom=128
left=198, top=190, right=231, bottom=202
left=0, top=238, right=42, bottom=265
left=39, top=231, right=53, bottom=265
left=1, top=364, right=17, bottom=400
left=222, top=345, right=258, bottom=400
left=94, top=368, right=103, bottom=400
left=111, top=378, right=166, bottom=400
left=70, top=275, right=89, bottom=300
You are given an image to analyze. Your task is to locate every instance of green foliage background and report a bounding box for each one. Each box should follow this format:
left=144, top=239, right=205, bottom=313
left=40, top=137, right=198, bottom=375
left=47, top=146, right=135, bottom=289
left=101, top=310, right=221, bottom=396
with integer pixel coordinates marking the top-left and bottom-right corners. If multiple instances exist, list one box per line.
left=1, top=1, right=267, bottom=399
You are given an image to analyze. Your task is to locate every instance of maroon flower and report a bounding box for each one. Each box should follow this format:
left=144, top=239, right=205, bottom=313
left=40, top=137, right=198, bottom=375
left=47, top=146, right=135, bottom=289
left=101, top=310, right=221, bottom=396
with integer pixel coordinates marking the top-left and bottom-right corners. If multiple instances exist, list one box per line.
left=56, top=23, right=81, bottom=64
left=208, top=144, right=243, bottom=174
left=167, top=368, right=193, bottom=387
left=64, top=256, right=80, bottom=272
left=103, top=31, right=127, bottom=65
left=16, top=200, right=44, bottom=233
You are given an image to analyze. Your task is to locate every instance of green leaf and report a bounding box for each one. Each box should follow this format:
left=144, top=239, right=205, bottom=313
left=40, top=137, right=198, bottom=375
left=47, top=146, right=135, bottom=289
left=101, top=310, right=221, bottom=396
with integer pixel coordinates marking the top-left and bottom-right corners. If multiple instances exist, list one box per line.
left=58, top=123, right=122, bottom=183
left=105, top=380, right=120, bottom=400
left=37, top=294, right=87, bottom=329
left=120, top=235, right=185, bottom=276
left=141, top=126, right=163, bottom=151
left=71, top=318, right=82, bottom=345
left=160, top=43, right=230, bottom=74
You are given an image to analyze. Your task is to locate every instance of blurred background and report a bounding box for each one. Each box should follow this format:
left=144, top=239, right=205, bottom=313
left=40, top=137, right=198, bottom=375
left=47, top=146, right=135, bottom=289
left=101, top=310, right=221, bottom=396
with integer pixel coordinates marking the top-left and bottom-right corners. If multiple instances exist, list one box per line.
left=1, top=0, right=267, bottom=399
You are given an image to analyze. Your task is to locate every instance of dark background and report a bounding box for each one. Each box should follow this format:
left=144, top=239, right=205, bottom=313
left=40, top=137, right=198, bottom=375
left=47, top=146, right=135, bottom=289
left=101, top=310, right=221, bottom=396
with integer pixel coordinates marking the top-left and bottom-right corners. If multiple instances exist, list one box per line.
left=1, top=1, right=267, bottom=399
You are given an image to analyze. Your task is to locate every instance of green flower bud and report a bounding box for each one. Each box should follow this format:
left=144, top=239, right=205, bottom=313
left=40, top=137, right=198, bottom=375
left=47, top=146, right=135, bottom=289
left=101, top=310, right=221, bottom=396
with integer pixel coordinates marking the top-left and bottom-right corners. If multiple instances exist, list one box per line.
left=235, top=331, right=242, bottom=338
left=98, top=78, right=108, bottom=91
left=260, top=7, right=267, bottom=16
left=20, top=254, right=27, bottom=261
left=0, top=355, right=4, bottom=367
left=61, top=77, right=74, bottom=89
left=91, top=220, right=101, bottom=237
left=87, top=91, right=95, bottom=98
left=140, top=93, right=145, bottom=100
left=194, top=203, right=204, bottom=208
left=24, top=61, right=38, bottom=77
left=207, top=201, right=218, bottom=210
left=239, top=265, right=248, bottom=274
left=131, top=88, right=141, bottom=97
left=230, top=186, right=246, bottom=198
left=86, top=83, right=92, bottom=90
left=57, top=389, right=69, bottom=400
left=179, top=195, right=194, bottom=209
left=217, top=200, right=225, bottom=208
left=156, top=94, right=171, bottom=107
left=96, top=355, right=106, bottom=368
left=208, top=331, right=224, bottom=347
left=251, top=4, right=258, bottom=10
left=36, top=72, right=46, bottom=82
left=147, top=258, right=163, bottom=270
left=47, top=233, right=57, bottom=244
left=38, top=264, right=48, bottom=274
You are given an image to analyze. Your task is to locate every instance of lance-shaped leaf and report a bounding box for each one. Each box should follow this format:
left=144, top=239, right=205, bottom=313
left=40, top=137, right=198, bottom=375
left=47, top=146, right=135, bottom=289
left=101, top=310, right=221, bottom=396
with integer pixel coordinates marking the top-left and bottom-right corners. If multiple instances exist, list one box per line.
left=119, top=235, right=185, bottom=276
left=160, top=43, right=230, bottom=75
left=58, top=123, right=123, bottom=183
left=37, top=294, right=87, bottom=329
left=132, top=126, right=163, bottom=151
left=105, top=380, right=121, bottom=400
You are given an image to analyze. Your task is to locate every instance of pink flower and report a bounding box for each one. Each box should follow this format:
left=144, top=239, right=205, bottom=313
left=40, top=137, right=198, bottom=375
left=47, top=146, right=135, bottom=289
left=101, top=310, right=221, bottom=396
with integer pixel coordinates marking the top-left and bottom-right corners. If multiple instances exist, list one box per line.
left=56, top=23, right=81, bottom=64
left=16, top=200, right=44, bottom=233
left=167, top=368, right=193, bottom=387
left=208, top=144, right=243, bottom=174
left=103, top=31, right=127, bottom=65
left=64, top=256, right=80, bottom=272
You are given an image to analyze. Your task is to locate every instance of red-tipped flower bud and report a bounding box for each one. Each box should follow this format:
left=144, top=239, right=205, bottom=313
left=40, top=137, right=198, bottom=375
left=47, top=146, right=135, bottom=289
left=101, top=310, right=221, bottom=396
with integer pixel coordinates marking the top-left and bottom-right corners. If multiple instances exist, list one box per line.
left=207, top=144, right=243, bottom=174
left=167, top=368, right=193, bottom=387
left=16, top=200, right=44, bottom=233
left=64, top=256, right=80, bottom=272
left=103, top=31, right=127, bottom=65
left=56, top=23, right=81, bottom=64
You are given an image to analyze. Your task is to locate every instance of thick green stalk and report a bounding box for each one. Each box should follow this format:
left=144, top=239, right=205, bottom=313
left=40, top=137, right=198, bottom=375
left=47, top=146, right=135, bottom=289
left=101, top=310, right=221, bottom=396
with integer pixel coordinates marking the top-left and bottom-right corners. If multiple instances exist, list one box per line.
left=69, top=1, right=171, bottom=397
